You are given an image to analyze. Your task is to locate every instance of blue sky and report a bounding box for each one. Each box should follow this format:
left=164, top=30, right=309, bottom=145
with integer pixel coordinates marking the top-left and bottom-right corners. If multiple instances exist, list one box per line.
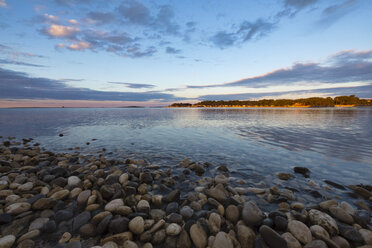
left=0, top=0, right=371, bottom=106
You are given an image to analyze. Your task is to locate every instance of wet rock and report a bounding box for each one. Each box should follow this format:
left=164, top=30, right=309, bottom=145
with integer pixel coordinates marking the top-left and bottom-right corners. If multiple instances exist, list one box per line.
left=152, top=229, right=166, bottom=245
left=288, top=220, right=312, bottom=244
left=77, top=190, right=91, bottom=205
left=123, top=240, right=138, bottom=248
left=225, top=205, right=239, bottom=223
left=105, top=199, right=124, bottom=212
left=68, top=176, right=81, bottom=187
left=166, top=202, right=179, bottom=215
left=139, top=172, right=153, bottom=184
left=331, top=236, right=351, bottom=248
left=309, top=209, right=339, bottom=236
left=5, top=202, right=31, bottom=215
left=65, top=241, right=81, bottom=248
left=215, top=175, right=229, bottom=184
left=96, top=214, right=112, bottom=234
left=329, top=206, right=354, bottom=224
left=348, top=185, right=372, bottom=199
left=293, top=167, right=310, bottom=177
left=167, top=213, right=183, bottom=225
left=166, top=223, right=182, bottom=236
left=237, top=224, right=255, bottom=248
left=319, top=200, right=338, bottom=210
left=242, top=201, right=265, bottom=226
left=32, top=198, right=56, bottom=210
left=324, top=180, right=345, bottom=190
left=212, top=232, right=233, bottom=248
left=303, top=240, right=327, bottom=248
left=0, top=213, right=12, bottom=225
left=59, top=232, right=72, bottom=244
left=277, top=173, right=294, bottom=180
left=165, top=189, right=180, bottom=203
left=310, top=225, right=330, bottom=239
left=274, top=216, right=288, bottom=232
left=190, top=223, right=207, bottom=248
left=338, top=224, right=364, bottom=245
left=18, top=182, right=33, bottom=191
left=17, top=239, right=35, bottom=248
left=0, top=235, right=16, bottom=248
left=72, top=211, right=91, bottom=233
left=109, top=217, right=129, bottom=234
left=79, top=223, right=96, bottom=237
left=208, top=212, right=221, bottom=234
left=129, top=216, right=144, bottom=235
left=281, top=232, right=301, bottom=248
left=259, top=225, right=288, bottom=248
left=177, top=230, right=192, bottom=248
left=180, top=206, right=194, bottom=220
left=359, top=229, right=372, bottom=245
left=50, top=189, right=70, bottom=200
left=55, top=209, right=73, bottom=222
left=29, top=217, right=49, bottom=231
left=205, top=184, right=228, bottom=204
left=137, top=200, right=150, bottom=213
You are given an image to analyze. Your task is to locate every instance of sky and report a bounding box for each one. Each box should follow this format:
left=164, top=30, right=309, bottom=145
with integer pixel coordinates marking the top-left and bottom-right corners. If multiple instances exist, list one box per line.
left=0, top=0, right=372, bottom=107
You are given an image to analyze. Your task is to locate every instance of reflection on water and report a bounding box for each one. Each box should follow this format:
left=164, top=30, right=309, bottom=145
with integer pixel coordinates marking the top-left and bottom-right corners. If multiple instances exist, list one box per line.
left=0, top=107, right=371, bottom=184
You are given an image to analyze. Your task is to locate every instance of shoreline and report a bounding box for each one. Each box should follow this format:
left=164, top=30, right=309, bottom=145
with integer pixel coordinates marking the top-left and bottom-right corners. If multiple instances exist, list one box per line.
left=0, top=138, right=371, bottom=248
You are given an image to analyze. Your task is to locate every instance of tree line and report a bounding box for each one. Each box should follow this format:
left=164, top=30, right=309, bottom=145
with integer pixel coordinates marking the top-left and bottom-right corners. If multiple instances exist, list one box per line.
left=169, top=95, right=372, bottom=108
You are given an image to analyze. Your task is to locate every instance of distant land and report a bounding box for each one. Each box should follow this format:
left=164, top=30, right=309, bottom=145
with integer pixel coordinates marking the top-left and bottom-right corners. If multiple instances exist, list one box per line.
left=169, top=95, right=372, bottom=108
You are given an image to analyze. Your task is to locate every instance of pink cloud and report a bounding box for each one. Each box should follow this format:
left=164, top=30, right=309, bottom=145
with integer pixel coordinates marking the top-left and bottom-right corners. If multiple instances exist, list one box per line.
left=45, top=24, right=79, bottom=38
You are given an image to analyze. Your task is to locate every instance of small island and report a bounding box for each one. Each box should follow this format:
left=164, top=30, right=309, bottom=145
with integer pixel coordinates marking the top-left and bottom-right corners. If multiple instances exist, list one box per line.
left=169, top=95, right=372, bottom=108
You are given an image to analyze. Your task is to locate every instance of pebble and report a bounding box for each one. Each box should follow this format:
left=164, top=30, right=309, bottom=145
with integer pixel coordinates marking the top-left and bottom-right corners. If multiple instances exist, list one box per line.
left=259, top=225, right=288, bottom=248
left=190, top=223, right=207, bottom=248
left=329, top=206, right=354, bottom=224
left=5, top=202, right=31, bottom=215
left=180, top=206, right=194, bottom=219
left=208, top=212, right=221, bottom=234
left=105, top=199, right=124, bottom=212
left=242, top=201, right=265, bottom=226
left=303, top=240, right=327, bottom=248
left=288, top=220, right=312, bottom=244
left=212, top=232, right=233, bottom=248
left=282, top=232, right=301, bottom=248
left=309, top=209, right=339, bottom=236
left=129, top=216, right=144, bottom=235
left=166, top=223, right=182, bottom=236
left=68, top=176, right=81, bottom=187
left=237, top=224, right=255, bottom=248
left=225, top=205, right=239, bottom=223
left=0, top=235, right=16, bottom=248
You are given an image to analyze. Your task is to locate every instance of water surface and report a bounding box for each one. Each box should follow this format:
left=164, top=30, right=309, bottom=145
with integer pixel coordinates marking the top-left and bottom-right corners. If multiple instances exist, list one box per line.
left=0, top=107, right=371, bottom=185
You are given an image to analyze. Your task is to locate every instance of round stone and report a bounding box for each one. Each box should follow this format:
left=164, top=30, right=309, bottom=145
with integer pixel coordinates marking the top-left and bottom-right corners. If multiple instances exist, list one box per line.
left=166, top=223, right=182, bottom=236
left=288, top=220, right=312, bottom=244
left=5, top=202, right=31, bottom=215
left=129, top=216, right=144, bottom=235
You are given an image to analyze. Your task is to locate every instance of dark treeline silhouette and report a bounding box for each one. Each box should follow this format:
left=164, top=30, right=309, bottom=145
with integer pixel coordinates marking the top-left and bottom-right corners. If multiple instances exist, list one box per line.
left=169, top=95, right=372, bottom=108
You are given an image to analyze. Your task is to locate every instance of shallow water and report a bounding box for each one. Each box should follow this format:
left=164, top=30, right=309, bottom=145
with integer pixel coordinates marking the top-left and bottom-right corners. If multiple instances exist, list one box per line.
left=0, top=107, right=371, bottom=185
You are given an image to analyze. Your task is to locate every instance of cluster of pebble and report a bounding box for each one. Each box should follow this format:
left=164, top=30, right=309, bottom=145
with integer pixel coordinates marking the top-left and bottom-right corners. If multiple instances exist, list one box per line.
left=0, top=138, right=371, bottom=248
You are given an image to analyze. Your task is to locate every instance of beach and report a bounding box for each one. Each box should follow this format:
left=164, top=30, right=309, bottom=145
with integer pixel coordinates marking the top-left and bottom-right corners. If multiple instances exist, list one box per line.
left=0, top=137, right=371, bottom=248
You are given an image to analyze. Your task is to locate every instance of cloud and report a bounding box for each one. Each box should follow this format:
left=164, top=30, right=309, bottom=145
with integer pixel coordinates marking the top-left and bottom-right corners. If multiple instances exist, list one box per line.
left=42, top=24, right=156, bottom=57
left=42, top=24, right=79, bottom=38
left=0, top=67, right=186, bottom=102
left=0, top=59, right=46, bottom=67
left=86, top=11, right=116, bottom=25
left=318, top=0, right=357, bottom=27
left=118, top=0, right=179, bottom=35
left=198, top=84, right=372, bottom=101
left=0, top=43, right=46, bottom=60
left=187, top=50, right=372, bottom=88
left=0, top=0, right=6, bottom=8
left=108, top=82, right=156, bottom=89
left=165, top=47, right=181, bottom=54
left=211, top=18, right=277, bottom=48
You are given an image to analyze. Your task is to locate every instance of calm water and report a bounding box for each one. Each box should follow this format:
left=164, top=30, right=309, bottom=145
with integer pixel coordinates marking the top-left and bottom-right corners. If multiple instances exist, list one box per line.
left=0, top=107, right=371, bottom=185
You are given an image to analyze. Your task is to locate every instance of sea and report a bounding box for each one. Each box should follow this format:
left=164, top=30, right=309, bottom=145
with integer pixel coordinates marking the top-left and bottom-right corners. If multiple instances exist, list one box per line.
left=0, top=107, right=371, bottom=186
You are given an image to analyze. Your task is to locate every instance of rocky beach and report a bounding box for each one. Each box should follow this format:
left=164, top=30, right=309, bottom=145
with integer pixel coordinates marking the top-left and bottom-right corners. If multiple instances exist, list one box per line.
left=0, top=137, right=371, bottom=248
